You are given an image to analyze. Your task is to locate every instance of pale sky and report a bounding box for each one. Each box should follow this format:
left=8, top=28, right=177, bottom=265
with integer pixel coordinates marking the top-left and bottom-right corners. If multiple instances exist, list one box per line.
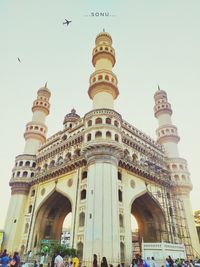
left=0, top=0, right=200, bottom=229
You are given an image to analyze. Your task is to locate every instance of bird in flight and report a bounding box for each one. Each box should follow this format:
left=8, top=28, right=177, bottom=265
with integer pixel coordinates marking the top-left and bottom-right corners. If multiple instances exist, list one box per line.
left=63, top=19, right=72, bottom=26
left=17, top=57, right=21, bottom=63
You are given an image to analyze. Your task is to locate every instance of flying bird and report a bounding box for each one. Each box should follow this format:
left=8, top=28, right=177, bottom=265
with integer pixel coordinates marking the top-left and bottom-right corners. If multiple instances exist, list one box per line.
left=63, top=19, right=72, bottom=26
left=17, top=57, right=21, bottom=63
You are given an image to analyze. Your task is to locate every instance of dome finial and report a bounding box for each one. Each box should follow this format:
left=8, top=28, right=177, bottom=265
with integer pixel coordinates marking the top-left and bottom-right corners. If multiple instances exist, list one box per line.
left=158, top=84, right=161, bottom=91
left=45, top=82, right=48, bottom=88
left=103, top=28, right=105, bottom=32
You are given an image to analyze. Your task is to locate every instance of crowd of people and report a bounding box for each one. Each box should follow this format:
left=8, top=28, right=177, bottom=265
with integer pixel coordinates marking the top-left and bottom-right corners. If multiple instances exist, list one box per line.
left=0, top=249, right=20, bottom=267
left=0, top=250, right=198, bottom=267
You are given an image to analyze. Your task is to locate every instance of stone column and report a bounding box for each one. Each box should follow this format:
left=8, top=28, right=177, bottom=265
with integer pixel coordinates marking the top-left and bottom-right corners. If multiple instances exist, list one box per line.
left=82, top=142, right=123, bottom=265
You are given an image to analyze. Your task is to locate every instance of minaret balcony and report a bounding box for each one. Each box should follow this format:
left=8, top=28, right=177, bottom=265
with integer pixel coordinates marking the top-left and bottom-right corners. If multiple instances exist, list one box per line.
left=24, top=122, right=47, bottom=142
left=88, top=70, right=119, bottom=99
left=154, top=103, right=172, bottom=117
left=32, top=99, right=50, bottom=115
left=156, top=124, right=180, bottom=144
left=92, top=45, right=116, bottom=67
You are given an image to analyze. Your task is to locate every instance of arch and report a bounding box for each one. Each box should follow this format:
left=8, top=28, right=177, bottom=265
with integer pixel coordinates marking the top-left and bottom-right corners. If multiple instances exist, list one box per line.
left=114, top=120, right=119, bottom=127
left=95, top=117, right=102, bottom=124
left=118, top=171, right=122, bottom=181
left=115, top=134, right=119, bottom=142
left=19, top=161, right=23, bottom=166
left=79, top=212, right=85, bottom=227
left=131, top=192, right=167, bottom=243
left=106, top=131, right=111, bottom=139
left=25, top=161, right=30, bottom=167
left=106, top=117, right=111, bottom=124
left=87, top=120, right=92, bottom=127
left=87, top=133, right=92, bottom=142
left=32, top=190, right=72, bottom=248
left=32, top=162, right=36, bottom=168
left=95, top=131, right=102, bottom=139
left=23, top=171, right=28, bottom=177
left=31, top=189, right=35, bottom=197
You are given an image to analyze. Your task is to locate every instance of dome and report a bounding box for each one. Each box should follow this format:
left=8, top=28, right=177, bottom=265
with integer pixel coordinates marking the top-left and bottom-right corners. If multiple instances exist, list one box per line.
left=37, top=82, right=51, bottom=97
left=154, top=85, right=167, bottom=100
left=63, top=108, right=80, bottom=125
left=95, top=30, right=112, bottom=45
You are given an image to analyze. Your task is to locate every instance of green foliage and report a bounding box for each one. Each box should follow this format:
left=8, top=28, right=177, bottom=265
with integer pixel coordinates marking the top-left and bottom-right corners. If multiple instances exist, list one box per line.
left=49, top=243, right=77, bottom=257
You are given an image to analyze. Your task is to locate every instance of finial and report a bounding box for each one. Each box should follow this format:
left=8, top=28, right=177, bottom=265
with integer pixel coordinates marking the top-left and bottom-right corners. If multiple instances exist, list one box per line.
left=103, top=28, right=105, bottom=32
left=158, top=84, right=160, bottom=91
left=45, top=82, right=48, bottom=88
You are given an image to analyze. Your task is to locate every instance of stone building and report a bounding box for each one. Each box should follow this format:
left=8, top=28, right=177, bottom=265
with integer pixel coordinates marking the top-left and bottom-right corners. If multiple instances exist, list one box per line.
left=3, top=31, right=200, bottom=264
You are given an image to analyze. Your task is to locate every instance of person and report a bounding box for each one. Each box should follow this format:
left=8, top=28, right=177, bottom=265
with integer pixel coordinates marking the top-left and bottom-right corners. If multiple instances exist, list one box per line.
left=72, top=255, right=79, bottom=267
left=34, top=260, right=39, bottom=267
left=12, top=252, right=20, bottom=267
left=40, top=253, right=45, bottom=267
left=54, top=252, right=64, bottom=267
left=93, top=254, right=98, bottom=267
left=51, top=254, right=56, bottom=267
left=150, top=257, right=156, bottom=267
left=0, top=252, right=11, bottom=267
left=101, top=257, right=108, bottom=267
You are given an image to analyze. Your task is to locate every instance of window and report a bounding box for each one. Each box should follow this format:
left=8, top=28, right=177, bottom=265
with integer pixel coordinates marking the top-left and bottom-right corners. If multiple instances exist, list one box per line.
left=115, top=134, right=119, bottom=142
left=95, top=117, right=102, bottom=124
left=95, top=131, right=102, bottom=139
left=24, top=223, right=29, bottom=234
left=87, top=133, right=92, bottom=141
left=28, top=205, right=32, bottom=213
left=82, top=171, right=87, bottom=180
left=31, top=190, right=35, bottom=197
left=119, top=214, right=123, bottom=227
left=106, top=131, right=111, bottom=139
left=88, top=120, right=92, bottom=127
left=114, top=120, right=119, bottom=127
left=118, top=190, right=122, bottom=202
left=19, top=161, right=23, bottom=167
left=118, top=171, right=122, bottom=181
left=81, top=189, right=87, bottom=200
left=30, top=172, right=34, bottom=177
left=79, top=212, right=85, bottom=227
left=106, top=118, right=111, bottom=124
left=32, top=162, right=36, bottom=168
left=23, top=171, right=28, bottom=177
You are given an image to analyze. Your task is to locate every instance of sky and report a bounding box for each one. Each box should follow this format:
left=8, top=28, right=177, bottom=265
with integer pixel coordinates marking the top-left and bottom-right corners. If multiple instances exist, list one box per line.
left=0, top=0, right=200, bottom=229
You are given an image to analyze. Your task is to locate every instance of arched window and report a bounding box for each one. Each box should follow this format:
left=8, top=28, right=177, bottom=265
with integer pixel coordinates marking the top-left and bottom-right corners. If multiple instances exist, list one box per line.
left=105, top=75, right=109, bottom=81
left=115, top=134, right=119, bottom=142
left=79, top=212, right=85, bottom=227
left=49, top=160, right=55, bottom=168
left=28, top=205, right=32, bottom=213
left=87, top=133, right=92, bottom=141
left=106, top=118, right=111, bottom=124
left=25, top=161, right=30, bottom=167
left=17, top=171, right=20, bottom=177
left=120, top=242, right=125, bottom=263
left=82, top=171, right=87, bottom=180
left=106, top=131, right=111, bottom=139
left=118, top=190, right=122, bottom=202
left=30, top=172, right=34, bottom=177
left=119, top=214, right=123, bottom=227
left=24, top=223, right=29, bottom=234
left=80, top=189, right=87, bottom=200
left=23, top=171, right=28, bottom=177
left=32, top=162, right=36, bottom=168
left=98, top=75, right=103, bottom=80
left=19, top=161, right=23, bottom=167
left=77, top=242, right=83, bottom=259
left=69, top=123, right=72, bottom=128
left=87, top=120, right=92, bottom=127
left=95, top=117, right=102, bottom=124
left=118, top=171, right=122, bottom=181
left=95, top=131, right=102, bottom=139
left=114, top=120, right=119, bottom=127
left=31, top=189, right=35, bottom=197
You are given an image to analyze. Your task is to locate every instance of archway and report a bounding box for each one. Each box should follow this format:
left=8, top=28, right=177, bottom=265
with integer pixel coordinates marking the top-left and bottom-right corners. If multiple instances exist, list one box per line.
left=131, top=192, right=167, bottom=255
left=33, top=190, right=72, bottom=249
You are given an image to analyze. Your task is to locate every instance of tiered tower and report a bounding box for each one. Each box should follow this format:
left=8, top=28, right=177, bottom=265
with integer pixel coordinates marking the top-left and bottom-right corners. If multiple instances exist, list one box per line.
left=154, top=87, right=200, bottom=255
left=3, top=84, right=51, bottom=252
left=88, top=30, right=119, bottom=109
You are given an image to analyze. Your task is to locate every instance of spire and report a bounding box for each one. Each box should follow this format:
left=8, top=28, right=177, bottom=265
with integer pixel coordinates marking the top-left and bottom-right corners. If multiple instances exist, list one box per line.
left=45, top=82, right=48, bottom=88
left=158, top=84, right=160, bottom=90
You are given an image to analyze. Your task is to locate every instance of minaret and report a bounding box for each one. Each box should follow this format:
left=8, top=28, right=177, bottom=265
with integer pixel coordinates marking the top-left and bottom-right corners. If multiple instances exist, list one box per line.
left=154, top=86, right=200, bottom=256
left=88, top=30, right=119, bottom=109
left=24, top=83, right=51, bottom=154
left=3, top=84, right=51, bottom=252
left=83, top=31, right=123, bottom=263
